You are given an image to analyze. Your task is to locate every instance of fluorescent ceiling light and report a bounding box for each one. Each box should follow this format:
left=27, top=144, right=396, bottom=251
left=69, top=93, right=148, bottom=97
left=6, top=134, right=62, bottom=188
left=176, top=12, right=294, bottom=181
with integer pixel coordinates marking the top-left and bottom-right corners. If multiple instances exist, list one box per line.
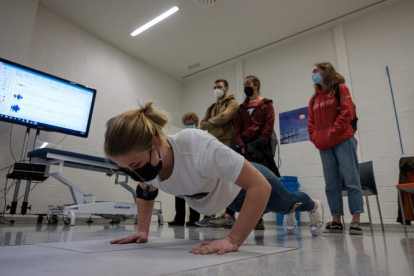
left=131, top=6, right=179, bottom=37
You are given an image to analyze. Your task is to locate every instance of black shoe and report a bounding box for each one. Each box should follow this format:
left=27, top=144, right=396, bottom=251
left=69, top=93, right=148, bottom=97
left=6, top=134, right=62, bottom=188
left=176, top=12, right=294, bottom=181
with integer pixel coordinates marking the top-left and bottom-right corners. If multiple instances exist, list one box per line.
left=168, top=220, right=184, bottom=226
left=324, top=221, right=344, bottom=233
left=185, top=221, right=199, bottom=227
left=349, top=221, right=363, bottom=235
left=254, top=217, right=265, bottom=230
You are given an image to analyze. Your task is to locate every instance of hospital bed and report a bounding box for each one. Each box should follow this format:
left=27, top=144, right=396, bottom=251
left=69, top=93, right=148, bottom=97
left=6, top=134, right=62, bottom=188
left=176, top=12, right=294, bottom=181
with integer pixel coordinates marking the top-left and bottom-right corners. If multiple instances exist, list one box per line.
left=27, top=148, right=163, bottom=226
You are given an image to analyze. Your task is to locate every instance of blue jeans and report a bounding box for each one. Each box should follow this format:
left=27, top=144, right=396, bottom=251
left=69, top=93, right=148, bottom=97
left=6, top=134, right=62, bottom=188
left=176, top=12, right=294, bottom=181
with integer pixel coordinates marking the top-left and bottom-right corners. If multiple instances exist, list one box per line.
left=319, top=136, right=364, bottom=216
left=228, top=163, right=315, bottom=215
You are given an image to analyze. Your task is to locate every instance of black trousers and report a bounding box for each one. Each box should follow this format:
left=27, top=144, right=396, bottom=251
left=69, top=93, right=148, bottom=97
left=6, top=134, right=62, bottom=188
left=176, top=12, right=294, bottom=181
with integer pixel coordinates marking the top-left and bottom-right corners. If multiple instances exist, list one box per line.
left=174, top=196, right=200, bottom=223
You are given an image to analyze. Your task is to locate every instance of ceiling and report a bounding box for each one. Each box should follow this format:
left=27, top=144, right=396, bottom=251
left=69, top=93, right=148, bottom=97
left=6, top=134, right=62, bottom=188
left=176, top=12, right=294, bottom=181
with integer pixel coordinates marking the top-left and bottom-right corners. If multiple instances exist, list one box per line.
left=39, top=0, right=397, bottom=81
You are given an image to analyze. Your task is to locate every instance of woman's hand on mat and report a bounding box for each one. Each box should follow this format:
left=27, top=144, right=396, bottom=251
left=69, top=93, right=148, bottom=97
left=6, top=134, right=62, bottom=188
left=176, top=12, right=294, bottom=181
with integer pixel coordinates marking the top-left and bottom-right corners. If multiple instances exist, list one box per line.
left=110, top=232, right=148, bottom=244
left=189, top=237, right=239, bottom=255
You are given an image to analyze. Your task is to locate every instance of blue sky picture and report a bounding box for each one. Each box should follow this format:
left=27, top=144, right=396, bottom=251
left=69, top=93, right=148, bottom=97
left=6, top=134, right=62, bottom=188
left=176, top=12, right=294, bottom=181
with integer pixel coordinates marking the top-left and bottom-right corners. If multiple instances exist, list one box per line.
left=279, top=106, right=309, bottom=144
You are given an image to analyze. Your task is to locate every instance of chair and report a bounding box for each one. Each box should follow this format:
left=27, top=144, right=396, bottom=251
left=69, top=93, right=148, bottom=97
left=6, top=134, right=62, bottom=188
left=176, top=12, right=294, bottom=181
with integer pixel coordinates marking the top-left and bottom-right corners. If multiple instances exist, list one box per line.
left=396, top=169, right=414, bottom=233
left=341, top=161, right=384, bottom=232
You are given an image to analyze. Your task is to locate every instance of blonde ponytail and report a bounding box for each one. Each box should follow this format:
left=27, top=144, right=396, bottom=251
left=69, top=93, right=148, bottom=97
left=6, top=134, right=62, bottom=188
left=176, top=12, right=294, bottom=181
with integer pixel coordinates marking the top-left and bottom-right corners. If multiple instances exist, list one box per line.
left=104, top=101, right=169, bottom=158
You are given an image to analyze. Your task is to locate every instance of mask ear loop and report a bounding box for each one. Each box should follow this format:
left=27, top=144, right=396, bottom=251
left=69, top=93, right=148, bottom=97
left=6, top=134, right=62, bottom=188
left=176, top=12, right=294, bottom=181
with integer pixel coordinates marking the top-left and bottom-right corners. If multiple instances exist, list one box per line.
left=155, top=149, right=162, bottom=161
left=104, top=157, right=116, bottom=175
left=153, top=142, right=162, bottom=161
left=104, top=157, right=147, bottom=183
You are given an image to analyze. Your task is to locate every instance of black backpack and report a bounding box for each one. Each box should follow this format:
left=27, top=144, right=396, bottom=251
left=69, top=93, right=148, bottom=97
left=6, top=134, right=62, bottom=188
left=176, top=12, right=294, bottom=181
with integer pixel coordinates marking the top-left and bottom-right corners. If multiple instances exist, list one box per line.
left=312, top=83, right=358, bottom=132
left=240, top=99, right=279, bottom=157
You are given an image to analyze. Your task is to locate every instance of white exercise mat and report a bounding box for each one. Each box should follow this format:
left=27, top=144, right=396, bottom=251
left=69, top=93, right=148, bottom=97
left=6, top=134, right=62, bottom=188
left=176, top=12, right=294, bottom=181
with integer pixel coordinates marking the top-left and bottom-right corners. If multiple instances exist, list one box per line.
left=36, top=237, right=200, bottom=253
left=0, top=238, right=297, bottom=276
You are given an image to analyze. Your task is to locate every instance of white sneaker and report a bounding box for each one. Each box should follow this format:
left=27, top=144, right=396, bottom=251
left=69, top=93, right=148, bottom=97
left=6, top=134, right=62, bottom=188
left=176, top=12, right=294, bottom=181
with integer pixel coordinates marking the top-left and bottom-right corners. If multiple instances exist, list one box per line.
left=308, top=199, right=326, bottom=237
left=283, top=212, right=297, bottom=235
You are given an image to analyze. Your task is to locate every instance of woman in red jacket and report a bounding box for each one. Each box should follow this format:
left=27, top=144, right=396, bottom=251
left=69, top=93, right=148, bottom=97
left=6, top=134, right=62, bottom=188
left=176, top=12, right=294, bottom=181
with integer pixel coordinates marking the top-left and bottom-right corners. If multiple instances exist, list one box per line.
left=308, top=62, right=364, bottom=235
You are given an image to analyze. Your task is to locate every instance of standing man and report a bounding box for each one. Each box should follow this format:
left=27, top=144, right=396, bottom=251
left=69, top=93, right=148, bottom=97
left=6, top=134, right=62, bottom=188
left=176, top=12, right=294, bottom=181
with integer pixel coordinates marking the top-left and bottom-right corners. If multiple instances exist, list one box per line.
left=200, top=79, right=239, bottom=228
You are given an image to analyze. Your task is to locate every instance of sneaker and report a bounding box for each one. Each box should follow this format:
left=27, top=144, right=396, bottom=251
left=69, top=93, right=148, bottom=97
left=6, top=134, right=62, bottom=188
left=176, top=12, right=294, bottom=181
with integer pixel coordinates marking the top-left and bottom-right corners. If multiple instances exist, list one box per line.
left=324, top=221, right=344, bottom=233
left=254, top=217, right=265, bottom=230
left=349, top=221, right=363, bottom=235
left=207, top=214, right=235, bottom=229
left=283, top=212, right=297, bottom=235
left=195, top=216, right=214, bottom=227
left=308, top=199, right=326, bottom=237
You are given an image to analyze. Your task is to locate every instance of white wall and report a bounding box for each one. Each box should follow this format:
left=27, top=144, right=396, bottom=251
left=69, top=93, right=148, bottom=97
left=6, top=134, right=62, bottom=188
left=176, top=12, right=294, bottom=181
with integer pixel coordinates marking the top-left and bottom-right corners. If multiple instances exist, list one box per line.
left=0, top=4, right=183, bottom=222
left=0, top=0, right=39, bottom=64
left=181, top=63, right=239, bottom=116
left=182, top=0, right=414, bottom=224
left=344, top=0, right=414, bottom=223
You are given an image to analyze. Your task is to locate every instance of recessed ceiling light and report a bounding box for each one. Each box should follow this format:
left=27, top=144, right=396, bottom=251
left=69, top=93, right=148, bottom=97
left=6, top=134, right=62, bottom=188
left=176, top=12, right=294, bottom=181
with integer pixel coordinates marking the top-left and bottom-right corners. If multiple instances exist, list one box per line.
left=188, top=63, right=201, bottom=70
left=131, top=6, right=179, bottom=37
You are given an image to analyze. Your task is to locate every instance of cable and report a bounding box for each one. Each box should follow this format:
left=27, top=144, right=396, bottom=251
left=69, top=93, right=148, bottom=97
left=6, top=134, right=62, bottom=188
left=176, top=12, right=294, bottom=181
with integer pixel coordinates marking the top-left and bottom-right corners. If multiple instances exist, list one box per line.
left=0, top=181, right=15, bottom=197
left=1, top=166, right=14, bottom=223
left=0, top=159, right=27, bottom=193
left=2, top=129, right=67, bottom=172
left=2, top=122, right=30, bottom=173
left=0, top=164, right=14, bottom=173
left=51, top=135, right=68, bottom=149
left=0, top=158, right=28, bottom=173
left=9, top=124, right=17, bottom=162
left=16, top=182, right=39, bottom=202
left=0, top=165, right=14, bottom=198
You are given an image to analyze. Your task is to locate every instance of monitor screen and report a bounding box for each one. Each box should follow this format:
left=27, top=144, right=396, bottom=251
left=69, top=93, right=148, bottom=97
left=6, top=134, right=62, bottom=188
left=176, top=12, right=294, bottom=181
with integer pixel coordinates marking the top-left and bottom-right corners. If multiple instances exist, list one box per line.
left=0, top=57, right=96, bottom=138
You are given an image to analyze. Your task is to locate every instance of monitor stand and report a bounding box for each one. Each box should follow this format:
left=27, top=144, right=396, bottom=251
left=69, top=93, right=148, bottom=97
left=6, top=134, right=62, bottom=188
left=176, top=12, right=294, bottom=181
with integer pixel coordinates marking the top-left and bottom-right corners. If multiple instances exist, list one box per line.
left=7, top=128, right=40, bottom=217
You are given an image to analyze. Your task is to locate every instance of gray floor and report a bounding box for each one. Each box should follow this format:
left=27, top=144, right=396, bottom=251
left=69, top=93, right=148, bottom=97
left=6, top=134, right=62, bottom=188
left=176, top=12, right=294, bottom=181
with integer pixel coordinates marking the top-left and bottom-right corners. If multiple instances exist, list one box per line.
left=0, top=221, right=413, bottom=276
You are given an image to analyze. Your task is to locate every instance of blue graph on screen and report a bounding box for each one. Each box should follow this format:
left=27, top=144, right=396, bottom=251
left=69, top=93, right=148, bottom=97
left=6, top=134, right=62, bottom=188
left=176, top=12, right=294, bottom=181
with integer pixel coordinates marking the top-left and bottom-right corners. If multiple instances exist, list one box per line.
left=10, top=105, right=20, bottom=112
left=14, top=94, right=23, bottom=100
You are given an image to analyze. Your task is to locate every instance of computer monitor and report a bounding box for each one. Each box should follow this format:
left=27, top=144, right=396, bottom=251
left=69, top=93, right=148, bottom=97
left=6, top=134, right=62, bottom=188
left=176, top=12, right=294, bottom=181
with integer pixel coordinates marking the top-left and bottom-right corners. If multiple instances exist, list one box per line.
left=0, top=57, right=96, bottom=138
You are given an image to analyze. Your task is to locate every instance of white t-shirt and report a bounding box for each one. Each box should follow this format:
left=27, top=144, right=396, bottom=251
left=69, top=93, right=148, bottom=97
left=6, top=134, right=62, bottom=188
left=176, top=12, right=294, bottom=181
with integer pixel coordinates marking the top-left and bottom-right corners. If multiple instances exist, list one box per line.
left=147, top=129, right=244, bottom=215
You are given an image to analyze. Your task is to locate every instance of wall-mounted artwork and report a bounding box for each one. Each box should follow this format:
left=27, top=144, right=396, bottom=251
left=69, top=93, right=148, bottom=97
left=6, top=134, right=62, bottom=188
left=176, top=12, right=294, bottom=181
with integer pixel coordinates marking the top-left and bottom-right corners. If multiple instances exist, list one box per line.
left=279, top=107, right=309, bottom=144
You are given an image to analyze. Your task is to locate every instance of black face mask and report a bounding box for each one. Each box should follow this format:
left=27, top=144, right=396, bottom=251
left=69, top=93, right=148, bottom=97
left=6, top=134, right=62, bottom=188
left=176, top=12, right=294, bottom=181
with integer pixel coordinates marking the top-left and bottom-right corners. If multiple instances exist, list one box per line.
left=129, top=150, right=163, bottom=182
left=244, top=86, right=254, bottom=97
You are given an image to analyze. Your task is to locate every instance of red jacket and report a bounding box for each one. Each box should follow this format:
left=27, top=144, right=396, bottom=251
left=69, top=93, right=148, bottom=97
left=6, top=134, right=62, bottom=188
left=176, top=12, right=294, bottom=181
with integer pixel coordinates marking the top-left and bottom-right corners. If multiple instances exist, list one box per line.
left=308, top=83, right=355, bottom=150
left=234, top=98, right=275, bottom=147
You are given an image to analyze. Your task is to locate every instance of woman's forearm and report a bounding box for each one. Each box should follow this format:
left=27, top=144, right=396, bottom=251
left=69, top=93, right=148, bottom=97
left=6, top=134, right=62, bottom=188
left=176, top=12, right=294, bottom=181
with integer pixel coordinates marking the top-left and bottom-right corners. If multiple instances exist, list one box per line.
left=227, top=182, right=271, bottom=246
left=137, top=198, right=155, bottom=233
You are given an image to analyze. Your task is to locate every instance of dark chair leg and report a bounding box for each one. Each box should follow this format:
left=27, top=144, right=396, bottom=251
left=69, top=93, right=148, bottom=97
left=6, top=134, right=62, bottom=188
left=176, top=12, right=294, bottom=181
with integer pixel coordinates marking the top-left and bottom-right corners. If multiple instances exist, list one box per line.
left=366, top=194, right=374, bottom=232
left=398, top=191, right=407, bottom=233
left=408, top=195, right=414, bottom=218
left=375, top=194, right=385, bottom=232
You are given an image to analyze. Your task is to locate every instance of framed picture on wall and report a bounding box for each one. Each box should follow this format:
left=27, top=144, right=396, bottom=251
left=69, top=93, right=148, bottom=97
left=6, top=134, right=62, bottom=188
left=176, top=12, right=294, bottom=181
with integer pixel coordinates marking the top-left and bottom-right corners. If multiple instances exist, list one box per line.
left=279, top=107, right=309, bottom=144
